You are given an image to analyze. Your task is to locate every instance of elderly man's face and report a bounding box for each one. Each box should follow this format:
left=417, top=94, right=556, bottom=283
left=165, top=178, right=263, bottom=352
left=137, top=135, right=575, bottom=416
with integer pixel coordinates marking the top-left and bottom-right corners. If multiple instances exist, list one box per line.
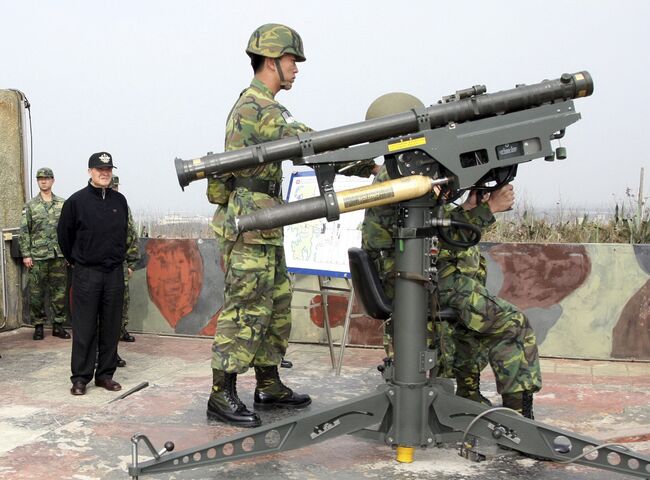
left=89, top=167, right=113, bottom=188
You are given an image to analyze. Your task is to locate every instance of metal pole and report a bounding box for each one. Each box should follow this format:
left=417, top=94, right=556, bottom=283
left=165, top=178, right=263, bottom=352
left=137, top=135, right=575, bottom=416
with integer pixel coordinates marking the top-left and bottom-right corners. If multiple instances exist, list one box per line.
left=335, top=282, right=355, bottom=376
left=391, top=199, right=431, bottom=447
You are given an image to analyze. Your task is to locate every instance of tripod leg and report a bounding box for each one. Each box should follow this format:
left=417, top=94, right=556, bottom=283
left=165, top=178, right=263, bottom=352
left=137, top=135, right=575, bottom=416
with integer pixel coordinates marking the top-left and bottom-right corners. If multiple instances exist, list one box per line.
left=129, top=386, right=391, bottom=477
left=431, top=386, right=650, bottom=479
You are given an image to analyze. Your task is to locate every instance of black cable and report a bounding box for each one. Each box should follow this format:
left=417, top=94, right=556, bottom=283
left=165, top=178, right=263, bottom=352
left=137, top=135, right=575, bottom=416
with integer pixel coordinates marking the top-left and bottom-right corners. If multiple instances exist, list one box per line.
left=18, top=91, right=34, bottom=199
left=432, top=203, right=482, bottom=248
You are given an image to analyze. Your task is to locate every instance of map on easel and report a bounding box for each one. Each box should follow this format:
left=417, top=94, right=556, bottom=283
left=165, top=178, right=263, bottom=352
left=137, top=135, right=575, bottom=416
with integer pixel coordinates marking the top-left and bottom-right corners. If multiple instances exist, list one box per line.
left=284, top=171, right=372, bottom=278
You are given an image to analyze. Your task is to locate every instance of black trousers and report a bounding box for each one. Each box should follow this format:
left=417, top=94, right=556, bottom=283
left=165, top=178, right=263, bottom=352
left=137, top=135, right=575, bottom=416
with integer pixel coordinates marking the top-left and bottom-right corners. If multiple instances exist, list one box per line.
left=70, top=264, right=124, bottom=384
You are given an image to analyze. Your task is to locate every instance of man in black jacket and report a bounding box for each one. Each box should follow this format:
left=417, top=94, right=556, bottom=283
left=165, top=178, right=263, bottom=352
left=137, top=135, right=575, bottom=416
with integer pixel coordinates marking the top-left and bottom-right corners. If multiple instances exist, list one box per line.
left=57, top=152, right=132, bottom=396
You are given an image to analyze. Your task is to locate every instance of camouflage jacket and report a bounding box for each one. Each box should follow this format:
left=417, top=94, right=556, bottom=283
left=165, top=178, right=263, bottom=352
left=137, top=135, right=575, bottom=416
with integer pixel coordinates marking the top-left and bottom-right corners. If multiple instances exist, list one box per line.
left=209, top=79, right=377, bottom=244
left=19, top=193, right=66, bottom=260
left=361, top=166, right=495, bottom=289
left=209, top=79, right=312, bottom=245
left=125, top=207, right=140, bottom=270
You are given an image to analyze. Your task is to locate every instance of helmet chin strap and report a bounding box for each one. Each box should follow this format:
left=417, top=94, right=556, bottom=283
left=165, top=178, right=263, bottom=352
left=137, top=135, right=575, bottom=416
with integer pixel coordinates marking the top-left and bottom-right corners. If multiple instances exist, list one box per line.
left=274, top=58, right=292, bottom=90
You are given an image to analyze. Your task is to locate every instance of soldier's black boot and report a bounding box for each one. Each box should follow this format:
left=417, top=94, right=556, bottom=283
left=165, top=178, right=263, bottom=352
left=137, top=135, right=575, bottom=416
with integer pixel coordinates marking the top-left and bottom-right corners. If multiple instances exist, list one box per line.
left=455, top=373, right=492, bottom=407
left=254, top=365, right=311, bottom=409
left=502, top=391, right=535, bottom=419
left=116, top=354, right=126, bottom=367
left=33, top=325, right=44, bottom=340
left=207, top=369, right=261, bottom=428
left=280, top=358, right=293, bottom=368
left=120, top=327, right=135, bottom=342
left=52, top=323, right=71, bottom=339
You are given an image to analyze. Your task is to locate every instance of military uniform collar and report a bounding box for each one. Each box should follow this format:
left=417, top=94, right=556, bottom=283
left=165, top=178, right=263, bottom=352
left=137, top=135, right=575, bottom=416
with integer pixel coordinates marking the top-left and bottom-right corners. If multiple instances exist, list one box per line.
left=250, top=78, right=275, bottom=98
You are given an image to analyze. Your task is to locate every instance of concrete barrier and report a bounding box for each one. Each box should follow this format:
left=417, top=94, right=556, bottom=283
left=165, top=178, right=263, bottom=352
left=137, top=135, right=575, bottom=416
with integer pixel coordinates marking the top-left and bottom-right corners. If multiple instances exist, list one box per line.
left=125, top=238, right=650, bottom=361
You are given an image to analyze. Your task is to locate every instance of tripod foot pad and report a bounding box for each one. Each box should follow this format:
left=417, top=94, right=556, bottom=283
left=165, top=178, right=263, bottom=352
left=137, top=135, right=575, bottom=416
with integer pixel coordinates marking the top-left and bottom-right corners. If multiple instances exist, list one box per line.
left=396, top=446, right=414, bottom=463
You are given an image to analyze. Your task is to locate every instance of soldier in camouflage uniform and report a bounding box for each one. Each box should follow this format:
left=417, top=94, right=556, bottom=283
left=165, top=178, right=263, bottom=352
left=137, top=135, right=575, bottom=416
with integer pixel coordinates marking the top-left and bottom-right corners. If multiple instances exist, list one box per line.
left=361, top=93, right=541, bottom=418
left=109, top=176, right=140, bottom=369
left=207, top=24, right=376, bottom=427
left=19, top=167, right=70, bottom=340
left=110, top=176, right=139, bottom=344
left=206, top=24, right=314, bottom=428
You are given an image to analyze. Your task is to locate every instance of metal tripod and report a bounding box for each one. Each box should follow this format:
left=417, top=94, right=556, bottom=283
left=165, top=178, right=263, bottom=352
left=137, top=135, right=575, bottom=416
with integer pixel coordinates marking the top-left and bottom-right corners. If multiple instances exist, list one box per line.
left=129, top=198, right=650, bottom=479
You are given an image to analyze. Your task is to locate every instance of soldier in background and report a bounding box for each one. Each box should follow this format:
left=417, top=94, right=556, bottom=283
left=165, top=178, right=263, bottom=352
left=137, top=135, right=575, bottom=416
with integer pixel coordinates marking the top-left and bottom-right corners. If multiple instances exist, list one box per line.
left=19, top=167, right=70, bottom=340
left=110, top=175, right=139, bottom=346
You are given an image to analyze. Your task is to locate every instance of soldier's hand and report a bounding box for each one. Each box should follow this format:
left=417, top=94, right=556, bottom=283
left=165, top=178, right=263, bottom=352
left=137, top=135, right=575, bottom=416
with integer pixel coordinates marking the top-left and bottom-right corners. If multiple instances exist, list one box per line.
left=461, top=190, right=488, bottom=211
left=23, top=257, right=33, bottom=269
left=487, top=184, right=515, bottom=213
left=128, top=267, right=134, bottom=278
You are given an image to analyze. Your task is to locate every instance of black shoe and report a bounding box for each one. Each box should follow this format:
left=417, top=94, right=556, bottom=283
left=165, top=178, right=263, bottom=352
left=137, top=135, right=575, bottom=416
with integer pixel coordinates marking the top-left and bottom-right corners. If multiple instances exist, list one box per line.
left=52, top=324, right=71, bottom=339
left=33, top=325, right=44, bottom=340
left=117, top=354, right=126, bottom=368
left=120, top=328, right=135, bottom=342
left=207, top=371, right=261, bottom=427
left=280, top=358, right=293, bottom=368
left=70, top=382, right=86, bottom=395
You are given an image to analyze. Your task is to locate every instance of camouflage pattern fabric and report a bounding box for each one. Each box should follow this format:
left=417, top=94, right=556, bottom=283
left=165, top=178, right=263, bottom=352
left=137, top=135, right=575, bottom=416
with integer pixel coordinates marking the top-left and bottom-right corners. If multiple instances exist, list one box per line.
left=438, top=263, right=542, bottom=395
left=210, top=79, right=310, bottom=374
left=210, top=80, right=377, bottom=374
left=211, top=239, right=292, bottom=372
left=19, top=193, right=65, bottom=260
left=209, top=78, right=312, bottom=245
left=19, top=193, right=67, bottom=325
left=26, top=258, right=67, bottom=325
left=121, top=208, right=140, bottom=328
left=246, top=23, right=306, bottom=61
left=36, top=167, right=54, bottom=178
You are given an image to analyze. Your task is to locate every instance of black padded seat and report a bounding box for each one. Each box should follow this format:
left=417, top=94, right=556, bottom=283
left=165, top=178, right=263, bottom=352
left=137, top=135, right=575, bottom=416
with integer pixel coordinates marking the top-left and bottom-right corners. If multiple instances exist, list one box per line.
left=348, top=248, right=392, bottom=320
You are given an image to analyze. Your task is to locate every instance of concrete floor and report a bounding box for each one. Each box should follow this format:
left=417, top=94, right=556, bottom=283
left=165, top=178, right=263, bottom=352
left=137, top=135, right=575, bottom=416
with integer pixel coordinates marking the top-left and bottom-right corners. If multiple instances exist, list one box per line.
left=0, top=327, right=649, bottom=480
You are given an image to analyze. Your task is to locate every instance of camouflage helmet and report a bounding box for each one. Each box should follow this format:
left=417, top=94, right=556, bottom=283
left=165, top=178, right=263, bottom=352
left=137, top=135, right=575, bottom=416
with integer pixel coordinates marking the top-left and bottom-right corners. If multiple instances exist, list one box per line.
left=246, top=23, right=306, bottom=62
left=366, top=92, right=424, bottom=120
left=36, top=167, right=54, bottom=178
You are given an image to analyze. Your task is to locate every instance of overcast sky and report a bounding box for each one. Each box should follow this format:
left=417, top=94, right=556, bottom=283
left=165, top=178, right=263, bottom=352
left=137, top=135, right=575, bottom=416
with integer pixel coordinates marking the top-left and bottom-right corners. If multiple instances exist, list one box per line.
left=3, top=0, right=649, bottom=218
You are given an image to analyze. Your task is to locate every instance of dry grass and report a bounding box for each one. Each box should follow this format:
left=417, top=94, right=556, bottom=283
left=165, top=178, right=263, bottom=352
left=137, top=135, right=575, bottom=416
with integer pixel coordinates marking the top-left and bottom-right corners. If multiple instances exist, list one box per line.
left=484, top=200, right=649, bottom=244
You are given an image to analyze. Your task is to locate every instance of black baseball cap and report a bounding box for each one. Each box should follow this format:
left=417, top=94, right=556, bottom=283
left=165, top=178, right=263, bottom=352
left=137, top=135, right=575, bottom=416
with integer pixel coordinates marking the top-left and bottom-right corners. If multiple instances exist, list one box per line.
left=88, top=151, right=117, bottom=169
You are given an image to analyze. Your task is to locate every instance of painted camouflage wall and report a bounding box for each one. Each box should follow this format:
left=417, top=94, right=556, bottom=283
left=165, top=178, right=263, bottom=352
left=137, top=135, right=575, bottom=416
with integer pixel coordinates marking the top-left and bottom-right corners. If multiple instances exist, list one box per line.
left=127, top=238, right=650, bottom=361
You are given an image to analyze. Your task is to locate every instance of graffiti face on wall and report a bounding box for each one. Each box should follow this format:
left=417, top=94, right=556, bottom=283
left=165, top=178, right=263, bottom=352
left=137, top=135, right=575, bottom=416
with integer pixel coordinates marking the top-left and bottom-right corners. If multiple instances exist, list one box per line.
left=146, top=239, right=203, bottom=328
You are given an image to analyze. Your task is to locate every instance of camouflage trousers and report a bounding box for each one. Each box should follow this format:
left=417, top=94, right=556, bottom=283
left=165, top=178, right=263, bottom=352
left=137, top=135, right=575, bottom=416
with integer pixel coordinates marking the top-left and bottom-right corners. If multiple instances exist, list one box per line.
left=121, top=263, right=130, bottom=329
left=27, top=258, right=67, bottom=325
left=372, top=253, right=486, bottom=379
left=439, top=272, right=542, bottom=395
left=211, top=238, right=292, bottom=374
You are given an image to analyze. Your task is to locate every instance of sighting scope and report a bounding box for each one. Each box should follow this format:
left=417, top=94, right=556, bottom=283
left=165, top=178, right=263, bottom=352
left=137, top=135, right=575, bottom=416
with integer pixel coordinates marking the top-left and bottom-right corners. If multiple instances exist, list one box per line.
left=174, top=71, right=593, bottom=189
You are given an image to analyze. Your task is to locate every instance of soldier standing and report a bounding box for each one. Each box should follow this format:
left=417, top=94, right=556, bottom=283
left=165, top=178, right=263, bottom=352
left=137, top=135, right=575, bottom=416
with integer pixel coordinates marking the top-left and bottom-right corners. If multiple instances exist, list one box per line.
left=19, top=167, right=70, bottom=341
left=110, top=175, right=139, bottom=345
left=206, top=24, right=314, bottom=428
